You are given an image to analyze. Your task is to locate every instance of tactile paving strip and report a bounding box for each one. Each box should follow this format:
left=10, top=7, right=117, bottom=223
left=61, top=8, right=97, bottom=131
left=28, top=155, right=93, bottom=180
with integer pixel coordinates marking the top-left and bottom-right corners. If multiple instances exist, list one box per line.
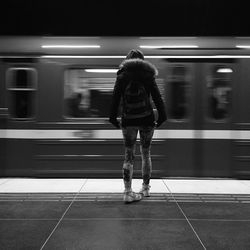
left=1, top=193, right=250, bottom=203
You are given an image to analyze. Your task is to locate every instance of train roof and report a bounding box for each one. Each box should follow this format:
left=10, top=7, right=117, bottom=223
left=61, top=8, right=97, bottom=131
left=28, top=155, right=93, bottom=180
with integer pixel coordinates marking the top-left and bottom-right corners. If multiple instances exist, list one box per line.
left=1, top=36, right=250, bottom=56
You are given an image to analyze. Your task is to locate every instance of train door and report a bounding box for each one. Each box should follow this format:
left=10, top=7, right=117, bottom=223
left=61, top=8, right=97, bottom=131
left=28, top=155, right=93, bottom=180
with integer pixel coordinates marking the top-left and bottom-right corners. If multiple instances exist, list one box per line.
left=233, top=58, right=250, bottom=178
left=4, top=60, right=38, bottom=176
left=164, top=62, right=197, bottom=176
left=164, top=60, right=235, bottom=177
left=198, top=62, right=235, bottom=177
left=0, top=60, right=7, bottom=176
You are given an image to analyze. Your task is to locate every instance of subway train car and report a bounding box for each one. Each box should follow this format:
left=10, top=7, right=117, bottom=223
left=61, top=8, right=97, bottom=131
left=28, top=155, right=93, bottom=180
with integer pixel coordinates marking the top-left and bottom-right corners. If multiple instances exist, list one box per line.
left=0, top=36, right=250, bottom=178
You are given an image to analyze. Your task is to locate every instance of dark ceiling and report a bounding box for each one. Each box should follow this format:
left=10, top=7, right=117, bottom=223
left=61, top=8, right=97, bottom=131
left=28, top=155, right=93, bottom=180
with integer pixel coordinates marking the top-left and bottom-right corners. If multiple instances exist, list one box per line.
left=0, top=0, right=248, bottom=36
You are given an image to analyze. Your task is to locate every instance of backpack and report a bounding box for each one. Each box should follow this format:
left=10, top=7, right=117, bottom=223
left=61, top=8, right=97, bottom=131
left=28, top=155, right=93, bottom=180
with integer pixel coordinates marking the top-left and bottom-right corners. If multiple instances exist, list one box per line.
left=123, top=80, right=152, bottom=119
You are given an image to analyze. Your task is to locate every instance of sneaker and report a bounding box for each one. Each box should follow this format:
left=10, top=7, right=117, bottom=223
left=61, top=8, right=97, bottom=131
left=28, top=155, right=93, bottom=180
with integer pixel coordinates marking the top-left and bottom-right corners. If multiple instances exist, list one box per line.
left=139, top=184, right=151, bottom=197
left=123, top=191, right=142, bottom=203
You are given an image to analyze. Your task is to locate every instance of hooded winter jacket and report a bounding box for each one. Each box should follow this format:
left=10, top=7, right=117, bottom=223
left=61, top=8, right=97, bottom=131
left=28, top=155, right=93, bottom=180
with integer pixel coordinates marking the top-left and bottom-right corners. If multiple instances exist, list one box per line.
left=109, top=58, right=167, bottom=128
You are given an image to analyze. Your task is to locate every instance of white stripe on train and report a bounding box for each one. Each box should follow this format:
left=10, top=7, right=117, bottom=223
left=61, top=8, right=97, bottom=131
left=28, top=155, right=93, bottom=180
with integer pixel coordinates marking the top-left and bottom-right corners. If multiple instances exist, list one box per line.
left=0, top=129, right=250, bottom=140
left=40, top=55, right=250, bottom=59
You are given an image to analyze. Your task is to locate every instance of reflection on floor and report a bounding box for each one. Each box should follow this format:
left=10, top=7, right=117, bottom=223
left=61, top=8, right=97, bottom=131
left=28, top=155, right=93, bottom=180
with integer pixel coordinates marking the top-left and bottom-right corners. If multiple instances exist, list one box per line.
left=0, top=178, right=250, bottom=250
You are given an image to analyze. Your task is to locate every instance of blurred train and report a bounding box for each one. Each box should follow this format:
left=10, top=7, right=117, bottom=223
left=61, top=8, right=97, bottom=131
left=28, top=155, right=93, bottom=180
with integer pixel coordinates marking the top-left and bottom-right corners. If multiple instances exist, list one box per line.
left=0, top=36, right=250, bottom=178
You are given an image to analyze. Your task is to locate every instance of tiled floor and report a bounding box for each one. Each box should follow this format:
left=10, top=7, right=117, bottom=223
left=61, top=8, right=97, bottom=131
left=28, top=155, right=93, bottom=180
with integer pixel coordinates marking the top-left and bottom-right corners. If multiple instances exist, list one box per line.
left=0, top=178, right=250, bottom=249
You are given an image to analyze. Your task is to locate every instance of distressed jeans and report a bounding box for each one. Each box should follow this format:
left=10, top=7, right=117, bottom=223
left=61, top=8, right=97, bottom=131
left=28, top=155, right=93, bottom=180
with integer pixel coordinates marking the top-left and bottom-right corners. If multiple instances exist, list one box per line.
left=122, top=126, right=155, bottom=191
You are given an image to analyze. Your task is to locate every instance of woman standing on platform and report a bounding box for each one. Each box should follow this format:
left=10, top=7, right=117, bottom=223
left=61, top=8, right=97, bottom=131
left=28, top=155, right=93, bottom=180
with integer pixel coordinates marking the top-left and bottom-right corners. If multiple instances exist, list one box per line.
left=109, top=49, right=167, bottom=203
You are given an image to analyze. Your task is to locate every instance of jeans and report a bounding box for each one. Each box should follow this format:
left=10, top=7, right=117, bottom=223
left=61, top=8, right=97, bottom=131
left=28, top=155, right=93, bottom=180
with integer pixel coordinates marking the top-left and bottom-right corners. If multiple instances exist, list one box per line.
left=122, top=126, right=155, bottom=191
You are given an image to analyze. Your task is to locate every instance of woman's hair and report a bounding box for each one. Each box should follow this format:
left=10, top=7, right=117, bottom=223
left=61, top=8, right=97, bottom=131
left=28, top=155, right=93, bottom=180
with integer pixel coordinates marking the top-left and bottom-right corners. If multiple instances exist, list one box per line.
left=126, top=49, right=144, bottom=60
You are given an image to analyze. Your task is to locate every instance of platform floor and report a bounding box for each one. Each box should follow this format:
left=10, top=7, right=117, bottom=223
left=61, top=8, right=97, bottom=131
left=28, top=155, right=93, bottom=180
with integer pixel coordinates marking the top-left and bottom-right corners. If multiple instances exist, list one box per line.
left=0, top=178, right=250, bottom=250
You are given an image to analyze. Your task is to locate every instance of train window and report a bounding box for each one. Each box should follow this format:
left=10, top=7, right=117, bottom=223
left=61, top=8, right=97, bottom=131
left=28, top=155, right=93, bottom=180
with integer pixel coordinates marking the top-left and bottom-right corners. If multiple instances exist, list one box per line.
left=64, top=69, right=116, bottom=118
left=8, top=91, right=35, bottom=119
left=168, top=65, right=190, bottom=120
left=6, top=68, right=37, bottom=119
left=7, top=68, right=36, bottom=88
left=207, top=66, right=232, bottom=121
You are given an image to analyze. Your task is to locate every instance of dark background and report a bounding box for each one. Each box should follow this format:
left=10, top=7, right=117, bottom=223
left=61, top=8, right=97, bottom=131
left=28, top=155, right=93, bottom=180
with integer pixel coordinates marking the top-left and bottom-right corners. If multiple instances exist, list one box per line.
left=0, top=0, right=248, bottom=36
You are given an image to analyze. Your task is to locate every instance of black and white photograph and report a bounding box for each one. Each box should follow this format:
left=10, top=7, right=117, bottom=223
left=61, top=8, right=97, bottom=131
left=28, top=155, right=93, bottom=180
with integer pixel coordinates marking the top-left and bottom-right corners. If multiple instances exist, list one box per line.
left=1, top=1, right=250, bottom=249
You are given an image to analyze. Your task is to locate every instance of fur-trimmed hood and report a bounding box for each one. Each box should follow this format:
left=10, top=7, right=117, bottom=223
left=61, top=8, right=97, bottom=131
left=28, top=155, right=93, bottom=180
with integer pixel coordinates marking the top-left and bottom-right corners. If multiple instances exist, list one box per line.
left=110, top=58, right=167, bottom=127
left=117, top=58, right=158, bottom=78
